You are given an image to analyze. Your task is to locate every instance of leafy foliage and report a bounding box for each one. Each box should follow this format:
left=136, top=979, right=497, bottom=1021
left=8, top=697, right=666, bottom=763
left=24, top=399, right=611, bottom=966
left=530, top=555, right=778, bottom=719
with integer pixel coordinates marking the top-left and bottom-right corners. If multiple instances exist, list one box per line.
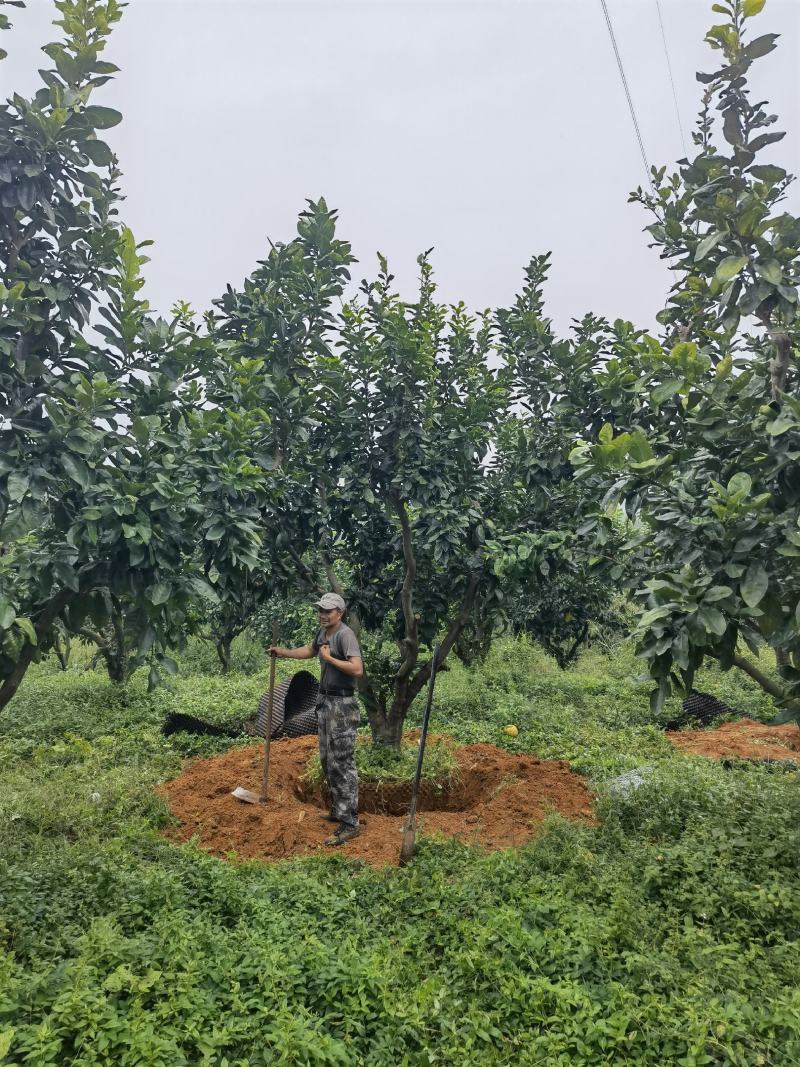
left=570, top=0, right=800, bottom=720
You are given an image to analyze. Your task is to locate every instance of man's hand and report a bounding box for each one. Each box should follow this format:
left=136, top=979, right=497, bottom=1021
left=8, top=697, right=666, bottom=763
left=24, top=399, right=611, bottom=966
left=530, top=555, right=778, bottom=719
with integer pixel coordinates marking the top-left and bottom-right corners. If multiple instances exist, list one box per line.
left=268, top=646, right=281, bottom=658
left=318, top=642, right=333, bottom=664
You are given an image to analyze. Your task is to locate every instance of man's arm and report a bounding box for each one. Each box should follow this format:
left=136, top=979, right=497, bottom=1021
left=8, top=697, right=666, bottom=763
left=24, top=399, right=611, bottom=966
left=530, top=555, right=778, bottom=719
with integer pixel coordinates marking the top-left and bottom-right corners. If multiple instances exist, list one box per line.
left=270, top=643, right=315, bottom=660
left=319, top=645, right=364, bottom=678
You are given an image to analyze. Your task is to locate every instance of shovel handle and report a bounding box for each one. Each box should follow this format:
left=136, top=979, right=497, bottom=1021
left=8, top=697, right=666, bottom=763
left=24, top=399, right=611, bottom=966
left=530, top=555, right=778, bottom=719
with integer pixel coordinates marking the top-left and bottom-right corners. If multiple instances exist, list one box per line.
left=259, top=621, right=280, bottom=802
left=407, top=644, right=440, bottom=822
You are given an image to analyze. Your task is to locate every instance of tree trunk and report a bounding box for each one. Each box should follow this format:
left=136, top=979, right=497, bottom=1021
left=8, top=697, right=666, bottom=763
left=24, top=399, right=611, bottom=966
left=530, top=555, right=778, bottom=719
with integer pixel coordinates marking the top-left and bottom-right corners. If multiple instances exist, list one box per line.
left=775, top=646, right=792, bottom=681
left=368, top=707, right=405, bottom=749
left=0, top=588, right=75, bottom=711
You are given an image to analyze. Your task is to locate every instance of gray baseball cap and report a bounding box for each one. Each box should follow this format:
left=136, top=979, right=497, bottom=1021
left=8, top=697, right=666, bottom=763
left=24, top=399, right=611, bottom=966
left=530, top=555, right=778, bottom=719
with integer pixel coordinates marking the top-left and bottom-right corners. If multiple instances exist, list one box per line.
left=314, top=592, right=346, bottom=611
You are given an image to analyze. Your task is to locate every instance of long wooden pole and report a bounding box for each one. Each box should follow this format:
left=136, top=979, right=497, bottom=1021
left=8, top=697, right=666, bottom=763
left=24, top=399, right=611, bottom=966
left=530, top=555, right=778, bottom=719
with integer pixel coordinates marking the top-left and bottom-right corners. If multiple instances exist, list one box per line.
left=259, top=622, right=279, bottom=803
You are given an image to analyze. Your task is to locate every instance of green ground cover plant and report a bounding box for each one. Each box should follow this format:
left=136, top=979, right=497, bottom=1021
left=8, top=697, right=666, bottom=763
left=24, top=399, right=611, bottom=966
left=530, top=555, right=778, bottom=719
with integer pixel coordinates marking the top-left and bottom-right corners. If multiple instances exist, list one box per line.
left=1, top=638, right=798, bottom=1066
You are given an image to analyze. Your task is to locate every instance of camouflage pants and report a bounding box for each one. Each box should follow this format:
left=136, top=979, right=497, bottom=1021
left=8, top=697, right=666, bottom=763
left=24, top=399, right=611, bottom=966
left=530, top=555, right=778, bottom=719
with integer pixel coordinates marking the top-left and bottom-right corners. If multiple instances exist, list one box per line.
left=317, top=694, right=360, bottom=828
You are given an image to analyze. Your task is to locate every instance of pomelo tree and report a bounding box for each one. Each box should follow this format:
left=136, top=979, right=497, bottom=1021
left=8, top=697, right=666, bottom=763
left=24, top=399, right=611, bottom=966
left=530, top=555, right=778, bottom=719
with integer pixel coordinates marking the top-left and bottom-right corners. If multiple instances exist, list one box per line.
left=571, top=0, right=800, bottom=718
left=0, top=1, right=261, bottom=708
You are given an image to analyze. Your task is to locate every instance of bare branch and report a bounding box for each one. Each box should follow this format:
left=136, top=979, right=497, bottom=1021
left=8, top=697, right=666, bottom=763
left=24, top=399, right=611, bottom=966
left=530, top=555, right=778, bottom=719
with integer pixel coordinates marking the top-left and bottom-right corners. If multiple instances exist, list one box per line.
left=731, top=652, right=788, bottom=702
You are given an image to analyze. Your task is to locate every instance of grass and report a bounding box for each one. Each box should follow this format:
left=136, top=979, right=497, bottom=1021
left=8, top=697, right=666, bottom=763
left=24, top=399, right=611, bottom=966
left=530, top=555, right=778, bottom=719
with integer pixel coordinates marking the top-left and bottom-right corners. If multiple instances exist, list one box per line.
left=0, top=636, right=798, bottom=1065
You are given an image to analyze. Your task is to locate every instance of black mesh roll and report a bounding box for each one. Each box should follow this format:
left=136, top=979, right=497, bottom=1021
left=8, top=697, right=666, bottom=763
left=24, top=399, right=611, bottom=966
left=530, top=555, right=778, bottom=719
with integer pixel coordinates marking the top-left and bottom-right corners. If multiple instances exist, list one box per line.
left=255, top=670, right=319, bottom=738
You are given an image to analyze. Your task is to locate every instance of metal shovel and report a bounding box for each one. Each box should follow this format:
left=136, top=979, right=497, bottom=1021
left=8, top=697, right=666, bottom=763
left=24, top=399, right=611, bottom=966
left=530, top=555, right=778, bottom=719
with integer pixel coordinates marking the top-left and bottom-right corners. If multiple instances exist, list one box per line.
left=232, top=622, right=279, bottom=804
left=399, top=643, right=440, bottom=866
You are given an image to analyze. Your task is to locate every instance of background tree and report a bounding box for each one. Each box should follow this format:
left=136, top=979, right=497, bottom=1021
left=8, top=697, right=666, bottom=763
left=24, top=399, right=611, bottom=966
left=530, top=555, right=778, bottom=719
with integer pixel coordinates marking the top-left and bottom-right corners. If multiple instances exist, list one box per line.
left=571, top=0, right=800, bottom=719
left=192, top=199, right=355, bottom=665
left=0, top=2, right=260, bottom=710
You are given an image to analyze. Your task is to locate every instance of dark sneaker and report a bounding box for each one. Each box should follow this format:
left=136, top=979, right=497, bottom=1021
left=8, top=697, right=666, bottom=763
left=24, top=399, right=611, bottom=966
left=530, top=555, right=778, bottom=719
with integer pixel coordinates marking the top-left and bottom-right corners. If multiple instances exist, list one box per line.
left=325, top=823, right=362, bottom=847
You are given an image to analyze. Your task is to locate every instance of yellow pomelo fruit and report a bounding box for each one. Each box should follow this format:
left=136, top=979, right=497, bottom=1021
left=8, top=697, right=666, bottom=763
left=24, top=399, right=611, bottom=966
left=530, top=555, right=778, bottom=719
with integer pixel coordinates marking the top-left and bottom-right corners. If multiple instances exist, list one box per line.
left=503, top=724, right=519, bottom=737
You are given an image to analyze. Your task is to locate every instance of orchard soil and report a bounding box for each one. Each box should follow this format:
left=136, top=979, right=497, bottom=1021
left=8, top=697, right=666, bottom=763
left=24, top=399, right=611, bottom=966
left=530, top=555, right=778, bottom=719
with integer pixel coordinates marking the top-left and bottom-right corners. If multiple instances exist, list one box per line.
left=667, top=718, right=800, bottom=762
left=159, top=735, right=595, bottom=868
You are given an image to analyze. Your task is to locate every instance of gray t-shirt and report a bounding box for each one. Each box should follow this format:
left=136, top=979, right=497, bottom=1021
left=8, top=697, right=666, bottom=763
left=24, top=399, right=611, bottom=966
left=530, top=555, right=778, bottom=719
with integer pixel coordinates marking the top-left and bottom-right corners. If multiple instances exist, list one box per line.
left=312, top=623, right=361, bottom=691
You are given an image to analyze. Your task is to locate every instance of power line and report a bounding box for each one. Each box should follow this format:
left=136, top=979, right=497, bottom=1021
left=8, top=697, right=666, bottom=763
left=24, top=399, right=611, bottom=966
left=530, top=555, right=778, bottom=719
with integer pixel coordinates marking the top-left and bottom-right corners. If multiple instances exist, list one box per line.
left=655, top=0, right=688, bottom=157
left=597, top=0, right=653, bottom=190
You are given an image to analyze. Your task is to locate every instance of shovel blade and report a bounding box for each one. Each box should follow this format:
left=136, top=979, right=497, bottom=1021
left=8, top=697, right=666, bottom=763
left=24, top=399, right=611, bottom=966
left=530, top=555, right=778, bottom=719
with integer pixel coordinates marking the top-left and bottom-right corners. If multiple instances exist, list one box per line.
left=398, top=822, right=416, bottom=867
left=231, top=786, right=262, bottom=805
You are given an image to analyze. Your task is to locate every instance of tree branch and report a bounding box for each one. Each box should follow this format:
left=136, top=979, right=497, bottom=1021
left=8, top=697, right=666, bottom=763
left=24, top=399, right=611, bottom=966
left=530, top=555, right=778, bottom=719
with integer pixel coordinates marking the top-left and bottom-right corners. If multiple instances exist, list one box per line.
left=0, top=587, right=77, bottom=711
left=392, top=493, right=418, bottom=681
left=731, top=652, right=787, bottom=702
left=406, top=572, right=481, bottom=705
left=287, top=544, right=323, bottom=596
left=770, top=331, right=791, bottom=401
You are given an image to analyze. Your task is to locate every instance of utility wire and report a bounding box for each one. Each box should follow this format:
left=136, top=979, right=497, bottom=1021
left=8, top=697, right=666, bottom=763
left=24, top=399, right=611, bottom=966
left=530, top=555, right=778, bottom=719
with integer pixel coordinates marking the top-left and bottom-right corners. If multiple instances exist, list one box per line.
left=597, top=0, right=653, bottom=191
left=655, top=0, right=688, bottom=157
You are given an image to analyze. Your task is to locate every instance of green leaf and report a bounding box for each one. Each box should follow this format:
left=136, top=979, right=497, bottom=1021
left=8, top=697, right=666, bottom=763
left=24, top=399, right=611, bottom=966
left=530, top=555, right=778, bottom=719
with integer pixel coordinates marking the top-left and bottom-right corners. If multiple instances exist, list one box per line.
left=727, top=472, right=752, bottom=497
left=723, top=108, right=742, bottom=147
left=53, top=561, right=79, bottom=592
left=697, top=606, right=727, bottom=636
left=7, top=471, right=29, bottom=501
left=651, top=378, right=684, bottom=406
left=138, top=626, right=156, bottom=656
left=626, top=431, right=653, bottom=462
left=62, top=453, right=90, bottom=489
left=766, top=416, right=795, bottom=436
left=749, top=164, right=786, bottom=183
left=716, top=256, right=748, bottom=283
left=14, top=616, right=37, bottom=645
left=704, top=586, right=733, bottom=602
left=159, top=655, right=178, bottom=676
left=17, top=179, right=36, bottom=212
left=649, top=685, right=667, bottom=716
left=146, top=582, right=170, bottom=606
left=755, top=259, right=782, bottom=285
left=187, top=577, right=219, bottom=603
left=0, top=598, right=16, bottom=629
left=0, top=1029, right=15, bottom=1060
left=205, top=524, right=225, bottom=541
left=81, top=105, right=123, bottom=129
left=741, top=562, right=769, bottom=607
left=715, top=354, right=733, bottom=378
left=83, top=139, right=113, bottom=166
left=745, top=32, right=778, bottom=58
left=742, top=0, right=766, bottom=15
left=694, top=231, right=724, bottom=261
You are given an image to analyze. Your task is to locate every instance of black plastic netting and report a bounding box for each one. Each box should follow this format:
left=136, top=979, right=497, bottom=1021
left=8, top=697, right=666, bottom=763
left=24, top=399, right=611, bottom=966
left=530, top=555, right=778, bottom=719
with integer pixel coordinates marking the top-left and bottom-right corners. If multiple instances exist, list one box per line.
left=255, top=670, right=319, bottom=739
left=665, top=689, right=741, bottom=731
left=161, top=671, right=319, bottom=740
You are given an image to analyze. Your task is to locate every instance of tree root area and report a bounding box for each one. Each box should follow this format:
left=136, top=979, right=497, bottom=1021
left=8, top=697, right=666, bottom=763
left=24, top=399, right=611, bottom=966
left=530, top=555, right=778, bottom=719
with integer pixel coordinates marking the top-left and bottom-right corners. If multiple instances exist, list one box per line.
left=158, top=735, right=595, bottom=869
left=668, top=718, right=800, bottom=762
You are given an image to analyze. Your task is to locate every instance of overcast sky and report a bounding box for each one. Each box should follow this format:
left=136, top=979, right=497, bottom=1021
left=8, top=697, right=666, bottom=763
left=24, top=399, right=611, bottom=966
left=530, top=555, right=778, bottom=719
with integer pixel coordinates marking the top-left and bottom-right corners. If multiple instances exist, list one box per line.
left=3, top=0, right=799, bottom=334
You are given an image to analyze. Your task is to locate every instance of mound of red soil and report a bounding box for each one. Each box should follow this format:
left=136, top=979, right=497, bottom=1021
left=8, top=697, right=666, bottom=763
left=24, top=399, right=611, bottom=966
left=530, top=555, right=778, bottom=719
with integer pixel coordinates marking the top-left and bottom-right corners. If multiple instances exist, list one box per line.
left=668, top=718, right=800, bottom=762
left=158, top=735, right=595, bottom=868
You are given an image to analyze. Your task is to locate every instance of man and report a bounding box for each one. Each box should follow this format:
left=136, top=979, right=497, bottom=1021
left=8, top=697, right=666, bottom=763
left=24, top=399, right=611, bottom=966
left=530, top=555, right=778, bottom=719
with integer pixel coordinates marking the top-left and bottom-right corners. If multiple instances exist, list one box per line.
left=270, top=593, right=364, bottom=846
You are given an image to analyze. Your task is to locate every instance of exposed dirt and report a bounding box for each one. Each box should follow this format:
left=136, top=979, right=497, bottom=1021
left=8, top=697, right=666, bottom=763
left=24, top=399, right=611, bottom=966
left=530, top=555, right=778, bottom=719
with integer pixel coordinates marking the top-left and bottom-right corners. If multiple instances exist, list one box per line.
left=158, top=735, right=595, bottom=869
left=667, top=718, right=800, bottom=762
